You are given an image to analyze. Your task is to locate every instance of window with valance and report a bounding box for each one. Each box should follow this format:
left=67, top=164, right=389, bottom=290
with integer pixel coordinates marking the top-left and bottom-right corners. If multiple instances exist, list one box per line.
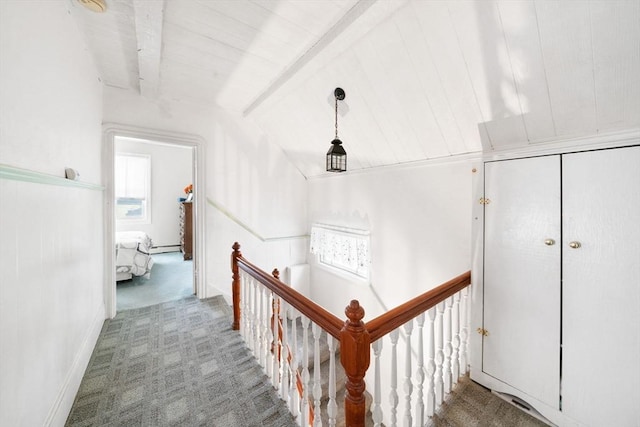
left=309, top=223, right=370, bottom=280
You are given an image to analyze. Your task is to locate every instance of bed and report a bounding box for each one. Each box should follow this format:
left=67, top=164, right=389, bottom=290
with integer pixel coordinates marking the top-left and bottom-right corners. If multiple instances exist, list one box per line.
left=115, top=231, right=154, bottom=281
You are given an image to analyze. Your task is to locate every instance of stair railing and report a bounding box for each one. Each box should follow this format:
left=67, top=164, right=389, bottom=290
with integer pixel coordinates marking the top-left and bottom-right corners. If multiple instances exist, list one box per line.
left=231, top=242, right=471, bottom=427
left=364, top=271, right=471, bottom=426
left=232, top=243, right=343, bottom=426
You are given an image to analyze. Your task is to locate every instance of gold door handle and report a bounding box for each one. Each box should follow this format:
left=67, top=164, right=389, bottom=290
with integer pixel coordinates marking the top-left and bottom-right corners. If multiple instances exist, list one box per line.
left=544, top=238, right=555, bottom=246
left=568, top=241, right=581, bottom=249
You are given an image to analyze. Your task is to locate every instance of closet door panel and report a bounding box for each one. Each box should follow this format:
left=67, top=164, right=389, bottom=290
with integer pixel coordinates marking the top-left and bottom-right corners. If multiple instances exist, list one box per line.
left=483, top=156, right=561, bottom=409
left=562, top=146, right=640, bottom=426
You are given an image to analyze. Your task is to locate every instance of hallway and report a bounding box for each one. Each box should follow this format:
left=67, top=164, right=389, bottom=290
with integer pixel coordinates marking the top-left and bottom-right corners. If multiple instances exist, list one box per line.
left=66, top=296, right=296, bottom=427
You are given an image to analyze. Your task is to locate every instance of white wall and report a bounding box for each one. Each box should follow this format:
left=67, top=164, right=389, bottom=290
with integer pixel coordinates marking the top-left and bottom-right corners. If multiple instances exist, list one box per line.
left=102, top=87, right=308, bottom=297
left=307, top=159, right=474, bottom=319
left=307, top=158, right=475, bottom=425
left=114, top=137, right=192, bottom=250
left=0, top=2, right=104, bottom=426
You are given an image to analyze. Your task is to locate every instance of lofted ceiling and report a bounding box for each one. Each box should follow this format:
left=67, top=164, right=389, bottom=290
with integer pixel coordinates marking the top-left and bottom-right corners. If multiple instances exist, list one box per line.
left=72, top=0, right=640, bottom=177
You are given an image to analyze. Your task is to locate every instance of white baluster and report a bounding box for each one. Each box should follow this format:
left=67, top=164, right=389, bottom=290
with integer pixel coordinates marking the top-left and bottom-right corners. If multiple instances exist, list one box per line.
left=241, top=275, right=251, bottom=347
left=290, top=308, right=299, bottom=419
left=265, top=292, right=274, bottom=381
left=301, top=315, right=310, bottom=427
left=372, top=339, right=383, bottom=427
left=252, top=277, right=259, bottom=354
left=434, top=302, right=445, bottom=405
left=451, top=293, right=461, bottom=383
left=312, top=323, right=322, bottom=427
left=415, top=313, right=426, bottom=427
left=281, top=300, right=290, bottom=403
left=260, top=286, right=268, bottom=370
left=256, top=283, right=264, bottom=363
left=244, top=276, right=251, bottom=348
left=389, top=328, right=400, bottom=427
left=248, top=278, right=254, bottom=351
left=327, top=334, right=337, bottom=427
left=460, top=287, right=469, bottom=374
left=426, top=308, right=436, bottom=416
left=443, top=298, right=453, bottom=394
left=403, top=321, right=413, bottom=427
left=241, top=274, right=249, bottom=341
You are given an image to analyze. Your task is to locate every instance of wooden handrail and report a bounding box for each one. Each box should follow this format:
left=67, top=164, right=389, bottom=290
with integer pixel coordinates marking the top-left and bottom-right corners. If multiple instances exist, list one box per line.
left=231, top=242, right=472, bottom=427
left=232, top=243, right=343, bottom=338
left=365, top=271, right=471, bottom=342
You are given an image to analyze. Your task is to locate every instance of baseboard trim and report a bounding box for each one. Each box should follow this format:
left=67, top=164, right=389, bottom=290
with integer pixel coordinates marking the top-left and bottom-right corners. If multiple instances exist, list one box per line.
left=45, top=303, right=106, bottom=427
left=206, top=282, right=232, bottom=306
left=150, top=246, right=180, bottom=255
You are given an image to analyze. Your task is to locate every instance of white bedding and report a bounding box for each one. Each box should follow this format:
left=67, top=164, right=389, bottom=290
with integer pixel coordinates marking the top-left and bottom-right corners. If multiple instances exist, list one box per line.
left=115, top=231, right=154, bottom=281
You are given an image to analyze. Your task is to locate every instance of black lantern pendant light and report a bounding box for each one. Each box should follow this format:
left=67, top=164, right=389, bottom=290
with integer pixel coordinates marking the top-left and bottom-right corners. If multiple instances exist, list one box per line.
left=326, top=87, right=347, bottom=172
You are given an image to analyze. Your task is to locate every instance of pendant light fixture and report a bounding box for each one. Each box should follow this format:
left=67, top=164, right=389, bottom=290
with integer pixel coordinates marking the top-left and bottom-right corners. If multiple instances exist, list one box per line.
left=326, top=88, right=347, bottom=172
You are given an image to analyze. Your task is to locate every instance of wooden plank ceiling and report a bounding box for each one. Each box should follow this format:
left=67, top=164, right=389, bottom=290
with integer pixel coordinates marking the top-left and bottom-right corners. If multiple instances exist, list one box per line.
left=72, top=0, right=640, bottom=177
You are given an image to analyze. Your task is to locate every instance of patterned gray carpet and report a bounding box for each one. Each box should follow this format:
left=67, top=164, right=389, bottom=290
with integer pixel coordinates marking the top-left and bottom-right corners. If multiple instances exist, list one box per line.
left=66, top=296, right=296, bottom=427
left=427, top=375, right=550, bottom=427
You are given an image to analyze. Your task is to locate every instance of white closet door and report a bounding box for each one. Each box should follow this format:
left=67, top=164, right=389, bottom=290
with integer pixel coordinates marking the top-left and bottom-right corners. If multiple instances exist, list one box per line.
left=483, top=156, right=561, bottom=409
left=562, top=146, right=640, bottom=426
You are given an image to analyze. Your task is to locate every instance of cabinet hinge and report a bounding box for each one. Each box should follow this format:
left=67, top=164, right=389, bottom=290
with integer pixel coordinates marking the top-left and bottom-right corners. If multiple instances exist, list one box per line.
left=476, top=327, right=489, bottom=336
left=479, top=198, right=491, bottom=205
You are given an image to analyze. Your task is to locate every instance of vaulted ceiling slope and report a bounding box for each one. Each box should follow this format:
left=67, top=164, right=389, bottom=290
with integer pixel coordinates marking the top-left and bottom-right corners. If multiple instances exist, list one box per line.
left=72, top=0, right=640, bottom=177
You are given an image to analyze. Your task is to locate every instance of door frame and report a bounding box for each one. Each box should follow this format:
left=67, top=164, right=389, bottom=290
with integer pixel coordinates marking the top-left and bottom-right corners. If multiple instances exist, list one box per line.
left=103, top=123, right=206, bottom=319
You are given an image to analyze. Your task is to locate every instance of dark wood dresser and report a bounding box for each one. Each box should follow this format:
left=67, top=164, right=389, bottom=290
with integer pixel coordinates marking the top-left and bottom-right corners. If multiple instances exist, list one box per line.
left=179, top=202, right=193, bottom=260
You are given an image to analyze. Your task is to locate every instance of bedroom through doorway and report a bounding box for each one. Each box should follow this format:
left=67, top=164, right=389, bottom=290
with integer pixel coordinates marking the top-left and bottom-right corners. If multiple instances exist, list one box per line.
left=113, top=135, right=195, bottom=311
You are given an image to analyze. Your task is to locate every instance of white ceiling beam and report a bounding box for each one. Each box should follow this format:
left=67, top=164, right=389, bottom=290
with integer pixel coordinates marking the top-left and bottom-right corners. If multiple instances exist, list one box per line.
left=133, top=0, right=164, bottom=99
left=242, top=0, right=384, bottom=117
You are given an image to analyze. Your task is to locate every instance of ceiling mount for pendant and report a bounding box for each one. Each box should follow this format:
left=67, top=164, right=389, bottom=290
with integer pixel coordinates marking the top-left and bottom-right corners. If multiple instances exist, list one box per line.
left=77, top=0, right=107, bottom=13
left=326, top=87, right=347, bottom=173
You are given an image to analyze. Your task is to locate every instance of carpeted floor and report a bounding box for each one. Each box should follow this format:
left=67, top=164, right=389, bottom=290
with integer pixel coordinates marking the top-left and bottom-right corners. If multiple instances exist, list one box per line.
left=117, top=252, right=194, bottom=311
left=66, top=296, right=297, bottom=427
left=72, top=278, right=550, bottom=427
left=427, top=375, right=550, bottom=427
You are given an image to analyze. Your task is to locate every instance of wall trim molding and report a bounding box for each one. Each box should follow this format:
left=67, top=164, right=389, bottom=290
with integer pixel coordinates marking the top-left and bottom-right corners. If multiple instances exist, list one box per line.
left=207, top=197, right=308, bottom=242
left=307, top=151, right=481, bottom=180
left=306, top=128, right=640, bottom=180
left=0, top=163, right=104, bottom=190
left=482, top=128, right=640, bottom=162
left=44, top=302, right=105, bottom=427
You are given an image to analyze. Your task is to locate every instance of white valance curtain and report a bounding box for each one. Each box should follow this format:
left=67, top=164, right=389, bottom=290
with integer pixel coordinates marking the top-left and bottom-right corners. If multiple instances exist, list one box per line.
left=309, top=223, right=370, bottom=279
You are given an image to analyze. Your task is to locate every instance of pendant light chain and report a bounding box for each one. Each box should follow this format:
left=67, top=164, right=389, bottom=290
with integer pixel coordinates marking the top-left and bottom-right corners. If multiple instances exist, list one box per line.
left=335, top=96, right=339, bottom=139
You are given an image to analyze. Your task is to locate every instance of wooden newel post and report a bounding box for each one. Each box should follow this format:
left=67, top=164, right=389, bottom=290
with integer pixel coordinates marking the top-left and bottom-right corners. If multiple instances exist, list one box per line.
left=231, top=242, right=241, bottom=330
left=340, top=300, right=371, bottom=427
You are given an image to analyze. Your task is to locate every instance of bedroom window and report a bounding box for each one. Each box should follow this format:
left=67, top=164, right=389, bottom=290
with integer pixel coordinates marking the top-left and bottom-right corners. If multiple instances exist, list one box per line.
left=115, top=153, right=150, bottom=222
left=309, top=223, right=370, bottom=281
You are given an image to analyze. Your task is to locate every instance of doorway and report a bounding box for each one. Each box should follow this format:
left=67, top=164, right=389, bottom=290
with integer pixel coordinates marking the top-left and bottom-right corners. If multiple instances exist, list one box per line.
left=114, top=136, right=194, bottom=310
left=103, top=124, right=206, bottom=318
